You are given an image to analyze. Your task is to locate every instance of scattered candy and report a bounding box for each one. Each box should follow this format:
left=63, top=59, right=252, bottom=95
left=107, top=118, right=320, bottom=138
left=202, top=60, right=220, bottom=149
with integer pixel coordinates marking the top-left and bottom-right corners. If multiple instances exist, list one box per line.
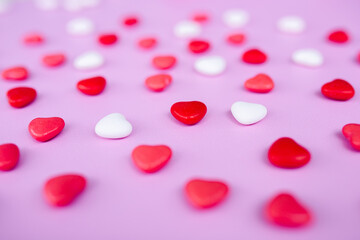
left=138, top=37, right=157, bottom=49
left=266, top=193, right=311, bottom=227
left=192, top=13, right=208, bottom=23
left=152, top=55, right=177, bottom=70
left=145, top=74, right=172, bottom=91
left=28, top=117, right=65, bottom=142
left=77, top=76, right=106, bottom=95
left=321, top=79, right=354, bottom=101
left=185, top=179, right=229, bottom=208
left=171, top=101, right=207, bottom=125
left=132, top=145, right=172, bottom=173
left=342, top=124, right=360, bottom=151
left=231, top=101, right=267, bottom=125
left=23, top=33, right=44, bottom=45
left=95, top=113, right=132, bottom=139
left=42, top=53, right=66, bottom=67
left=173, top=20, right=201, bottom=39
left=277, top=16, right=306, bottom=34
left=227, top=33, right=245, bottom=45
left=0, top=143, right=19, bottom=171
left=73, top=51, right=104, bottom=70
left=194, top=56, right=226, bottom=76
left=66, top=17, right=94, bottom=36
left=7, top=87, right=37, bottom=108
left=223, top=9, right=249, bottom=28
left=123, top=16, right=139, bottom=26
left=328, top=30, right=349, bottom=43
left=292, top=48, right=323, bottom=67
left=98, top=33, right=118, bottom=45
left=244, top=73, right=274, bottom=93
left=44, top=174, right=86, bottom=207
left=268, top=137, right=311, bottom=168
left=2, top=66, right=28, bottom=80
left=242, top=48, right=267, bottom=64
left=188, top=40, right=210, bottom=54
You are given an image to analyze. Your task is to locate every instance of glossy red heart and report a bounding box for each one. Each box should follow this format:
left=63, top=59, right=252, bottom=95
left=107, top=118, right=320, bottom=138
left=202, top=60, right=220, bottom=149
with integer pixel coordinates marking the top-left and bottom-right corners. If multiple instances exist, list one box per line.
left=185, top=179, right=229, bottom=208
left=98, top=33, right=118, bottom=45
left=342, top=124, right=360, bottom=151
left=328, top=30, right=349, bottom=43
left=152, top=55, right=177, bottom=70
left=123, top=16, right=139, bottom=26
left=242, top=48, right=267, bottom=64
left=24, top=33, right=44, bottom=45
left=44, top=174, right=86, bottom=207
left=7, top=87, right=37, bottom=108
left=171, top=101, right=207, bottom=125
left=28, top=117, right=65, bottom=142
left=2, top=66, right=28, bottom=80
left=145, top=74, right=172, bottom=91
left=42, top=53, right=66, bottom=67
left=138, top=37, right=157, bottom=49
left=227, top=33, right=245, bottom=45
left=0, top=143, right=20, bottom=171
left=321, top=79, right=354, bottom=101
left=192, top=13, right=208, bottom=23
left=77, top=76, right=106, bottom=95
left=268, top=137, right=311, bottom=168
left=244, top=73, right=274, bottom=93
left=266, top=193, right=311, bottom=227
left=132, top=145, right=172, bottom=173
left=188, top=40, right=210, bottom=53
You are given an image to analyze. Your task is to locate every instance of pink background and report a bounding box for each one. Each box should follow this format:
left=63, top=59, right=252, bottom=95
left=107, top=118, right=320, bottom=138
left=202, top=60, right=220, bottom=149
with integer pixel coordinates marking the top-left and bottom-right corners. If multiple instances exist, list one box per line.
left=1, top=0, right=360, bottom=239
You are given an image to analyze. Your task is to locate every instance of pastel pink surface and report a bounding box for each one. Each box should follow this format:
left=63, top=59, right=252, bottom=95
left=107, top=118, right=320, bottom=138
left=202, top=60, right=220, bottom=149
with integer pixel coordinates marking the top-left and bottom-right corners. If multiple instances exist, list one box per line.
left=0, top=0, right=360, bottom=239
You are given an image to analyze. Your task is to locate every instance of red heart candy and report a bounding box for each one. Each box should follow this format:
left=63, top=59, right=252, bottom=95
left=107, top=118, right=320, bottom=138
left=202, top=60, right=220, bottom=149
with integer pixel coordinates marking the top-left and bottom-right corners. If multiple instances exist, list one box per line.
left=357, top=52, right=360, bottom=63
left=145, top=74, right=172, bottom=91
left=266, top=193, right=311, bottom=227
left=192, top=13, right=208, bottom=23
left=132, top=145, right=172, bottom=173
left=321, top=79, right=354, bottom=101
left=28, top=117, right=65, bottom=142
left=328, top=30, right=349, bottom=43
left=44, top=174, right=86, bottom=207
left=185, top=179, right=229, bottom=208
left=77, top=76, right=106, bottom=95
left=244, top=73, right=274, bottom=93
left=342, top=124, right=360, bottom=151
left=42, top=53, right=66, bottom=67
left=24, top=33, right=44, bottom=45
left=138, top=37, right=157, bottom=49
left=0, top=143, right=20, bottom=171
left=268, top=137, right=311, bottom=168
left=98, top=33, right=118, bottom=45
left=227, top=33, right=245, bottom=45
left=171, top=101, right=207, bottom=125
left=123, top=16, right=138, bottom=26
left=242, top=48, right=267, bottom=64
left=2, top=66, right=29, bottom=80
left=7, top=87, right=37, bottom=108
left=152, top=55, right=177, bottom=70
left=188, top=40, right=210, bottom=54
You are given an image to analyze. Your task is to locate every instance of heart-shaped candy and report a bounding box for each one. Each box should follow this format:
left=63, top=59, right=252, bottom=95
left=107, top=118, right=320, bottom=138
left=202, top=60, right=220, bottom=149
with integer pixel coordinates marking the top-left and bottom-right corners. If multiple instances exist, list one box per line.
left=66, top=17, right=94, bottom=36
left=95, top=113, right=132, bottom=139
left=321, top=79, right=354, bottom=101
left=0, top=143, right=20, bottom=171
left=223, top=9, right=249, bottom=28
left=242, top=48, right=267, bottom=64
left=2, top=66, right=29, bottom=80
left=244, top=73, right=274, bottom=93
left=28, top=117, right=65, bottom=142
left=266, top=193, right=311, bottom=227
left=192, top=13, right=208, bottom=23
left=44, top=174, right=86, bottom=207
left=277, top=16, right=306, bottom=34
left=231, top=101, right=267, bottom=125
left=145, top=74, right=172, bottom=91
left=292, top=48, right=323, bottom=67
left=342, top=124, right=360, bottom=151
left=173, top=20, right=201, bottom=39
left=7, top=87, right=37, bottom=108
left=138, top=37, right=157, bottom=49
left=74, top=51, right=104, bottom=70
left=227, top=33, right=245, bottom=45
left=132, top=145, right=172, bottom=173
left=42, top=53, right=66, bottom=67
left=77, top=76, right=106, bottom=95
left=188, top=40, right=210, bottom=54
left=171, top=101, right=207, bottom=125
left=123, top=16, right=139, bottom=26
left=185, top=179, right=229, bottom=208
left=24, top=33, right=44, bottom=45
left=98, top=33, right=118, bottom=45
left=152, top=55, right=177, bottom=70
left=194, top=56, right=226, bottom=76
left=268, top=137, right=311, bottom=168
left=328, top=30, right=349, bottom=43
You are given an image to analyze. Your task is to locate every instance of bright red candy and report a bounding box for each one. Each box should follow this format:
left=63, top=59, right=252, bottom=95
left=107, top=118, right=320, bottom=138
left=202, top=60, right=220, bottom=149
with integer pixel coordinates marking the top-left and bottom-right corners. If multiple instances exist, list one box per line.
left=242, top=49, right=267, bottom=64
left=328, top=30, right=349, bottom=43
left=188, top=40, right=210, bottom=54
left=77, top=76, right=106, bottom=95
left=98, top=33, right=118, bottom=45
left=0, top=143, right=20, bottom=171
left=44, top=174, right=86, bottom=207
left=28, top=117, right=65, bottom=142
left=152, top=55, right=177, bottom=70
left=342, top=124, right=360, bottom=151
left=244, top=73, right=274, bottom=93
left=266, top=193, right=311, bottom=227
left=357, top=52, right=360, bottom=63
left=2, top=66, right=28, bottom=80
left=7, top=87, right=37, bottom=108
left=321, top=79, right=354, bottom=101
left=171, top=101, right=207, bottom=125
left=268, top=137, right=311, bottom=168
left=132, top=145, right=172, bottom=173
left=24, top=33, right=44, bottom=45
left=42, top=53, right=66, bottom=67
left=145, top=74, right=172, bottom=91
left=185, top=179, right=229, bottom=208
left=123, top=16, right=138, bottom=26
left=138, top=37, right=157, bottom=49
left=192, top=13, right=208, bottom=23
left=227, top=33, right=245, bottom=45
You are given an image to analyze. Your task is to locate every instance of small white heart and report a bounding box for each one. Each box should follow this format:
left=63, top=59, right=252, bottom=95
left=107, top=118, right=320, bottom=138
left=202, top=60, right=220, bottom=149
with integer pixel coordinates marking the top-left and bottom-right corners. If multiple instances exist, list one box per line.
left=95, top=113, right=132, bottom=139
left=231, top=101, right=267, bottom=125
left=223, top=9, right=249, bottom=28
left=194, top=56, right=226, bottom=76
left=74, top=51, right=104, bottom=70
left=292, top=48, right=323, bottom=67
left=66, top=17, right=94, bottom=36
left=173, top=20, right=201, bottom=38
left=277, top=16, right=306, bottom=34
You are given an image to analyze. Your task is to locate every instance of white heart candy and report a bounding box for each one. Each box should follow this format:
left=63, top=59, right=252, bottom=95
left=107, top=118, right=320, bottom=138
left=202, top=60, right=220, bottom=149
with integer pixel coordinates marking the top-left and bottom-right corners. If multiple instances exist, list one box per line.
left=95, top=113, right=132, bottom=139
left=194, top=56, right=226, bottom=76
left=277, top=16, right=306, bottom=34
left=66, top=17, right=94, bottom=36
left=174, top=20, right=201, bottom=38
left=231, top=101, right=267, bottom=125
left=223, top=9, right=249, bottom=28
left=74, top=51, right=104, bottom=70
left=292, top=48, right=323, bottom=67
